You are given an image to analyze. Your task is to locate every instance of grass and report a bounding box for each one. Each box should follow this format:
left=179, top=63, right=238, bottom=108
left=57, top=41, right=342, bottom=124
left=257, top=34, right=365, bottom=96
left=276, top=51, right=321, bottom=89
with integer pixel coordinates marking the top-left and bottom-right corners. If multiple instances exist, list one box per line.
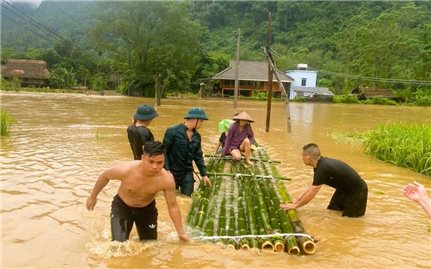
left=331, top=123, right=431, bottom=176
left=1, top=109, right=16, bottom=136
left=362, top=123, right=431, bottom=176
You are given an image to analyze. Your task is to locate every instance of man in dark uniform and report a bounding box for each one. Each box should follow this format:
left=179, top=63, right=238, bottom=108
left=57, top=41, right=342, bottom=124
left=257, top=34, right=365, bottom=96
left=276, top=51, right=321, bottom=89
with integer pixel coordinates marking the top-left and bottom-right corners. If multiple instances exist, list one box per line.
left=127, top=104, right=158, bottom=160
left=162, top=107, right=212, bottom=196
left=281, top=143, right=368, bottom=217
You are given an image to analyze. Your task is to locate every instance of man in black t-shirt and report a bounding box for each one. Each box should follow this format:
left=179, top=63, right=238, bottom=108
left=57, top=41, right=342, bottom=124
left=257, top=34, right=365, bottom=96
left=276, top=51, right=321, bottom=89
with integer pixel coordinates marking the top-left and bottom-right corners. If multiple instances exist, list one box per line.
left=127, top=104, right=158, bottom=160
left=280, top=143, right=368, bottom=217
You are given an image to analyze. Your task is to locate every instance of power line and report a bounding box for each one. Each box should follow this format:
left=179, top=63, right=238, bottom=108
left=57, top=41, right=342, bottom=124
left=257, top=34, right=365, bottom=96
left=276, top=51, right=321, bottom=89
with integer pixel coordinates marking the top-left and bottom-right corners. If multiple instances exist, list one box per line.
left=2, top=11, right=50, bottom=41
left=268, top=47, right=431, bottom=85
left=2, top=0, right=61, bottom=41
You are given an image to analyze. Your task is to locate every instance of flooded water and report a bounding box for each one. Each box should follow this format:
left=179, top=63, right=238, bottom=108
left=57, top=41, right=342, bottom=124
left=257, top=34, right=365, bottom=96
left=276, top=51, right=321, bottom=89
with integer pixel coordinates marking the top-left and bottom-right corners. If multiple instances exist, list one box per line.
left=1, top=91, right=430, bottom=269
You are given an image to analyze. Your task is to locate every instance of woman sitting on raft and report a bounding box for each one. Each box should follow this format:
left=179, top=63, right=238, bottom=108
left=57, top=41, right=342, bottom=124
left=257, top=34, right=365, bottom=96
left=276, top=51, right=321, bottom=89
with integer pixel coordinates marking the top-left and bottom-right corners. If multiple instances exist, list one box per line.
left=221, top=111, right=255, bottom=166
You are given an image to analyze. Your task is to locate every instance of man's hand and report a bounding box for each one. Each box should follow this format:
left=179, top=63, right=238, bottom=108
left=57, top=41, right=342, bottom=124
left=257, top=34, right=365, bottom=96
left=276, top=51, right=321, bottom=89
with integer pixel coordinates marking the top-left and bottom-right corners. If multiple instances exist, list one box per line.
left=280, top=203, right=297, bottom=210
left=86, top=196, right=97, bottom=211
left=178, top=233, right=189, bottom=242
left=202, top=176, right=212, bottom=187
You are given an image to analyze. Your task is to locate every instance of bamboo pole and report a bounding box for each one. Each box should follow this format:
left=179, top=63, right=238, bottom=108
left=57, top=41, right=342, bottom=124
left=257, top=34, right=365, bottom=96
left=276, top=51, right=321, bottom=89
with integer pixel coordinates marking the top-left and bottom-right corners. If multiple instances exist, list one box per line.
left=276, top=181, right=316, bottom=255
left=205, top=154, right=280, bottom=163
left=206, top=171, right=290, bottom=181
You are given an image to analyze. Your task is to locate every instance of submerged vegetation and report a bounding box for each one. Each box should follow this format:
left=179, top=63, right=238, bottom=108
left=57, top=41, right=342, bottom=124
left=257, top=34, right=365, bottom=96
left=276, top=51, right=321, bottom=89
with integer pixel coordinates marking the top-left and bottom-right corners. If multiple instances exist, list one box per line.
left=362, top=123, right=431, bottom=176
left=1, top=109, right=16, bottom=136
left=334, top=123, right=431, bottom=176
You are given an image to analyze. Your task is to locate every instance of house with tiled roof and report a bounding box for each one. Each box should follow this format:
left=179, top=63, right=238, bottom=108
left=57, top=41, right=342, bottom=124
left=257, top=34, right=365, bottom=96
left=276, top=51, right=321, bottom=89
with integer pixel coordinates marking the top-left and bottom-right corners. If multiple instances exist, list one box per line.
left=211, top=60, right=294, bottom=98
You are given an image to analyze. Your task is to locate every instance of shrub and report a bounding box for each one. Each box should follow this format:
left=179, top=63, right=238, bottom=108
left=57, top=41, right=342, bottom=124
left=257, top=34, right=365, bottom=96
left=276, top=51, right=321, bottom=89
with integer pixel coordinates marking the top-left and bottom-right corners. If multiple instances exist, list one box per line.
left=362, top=98, right=398, bottom=106
left=1, top=109, right=16, bottom=136
left=332, top=95, right=360, bottom=103
left=362, top=123, right=431, bottom=176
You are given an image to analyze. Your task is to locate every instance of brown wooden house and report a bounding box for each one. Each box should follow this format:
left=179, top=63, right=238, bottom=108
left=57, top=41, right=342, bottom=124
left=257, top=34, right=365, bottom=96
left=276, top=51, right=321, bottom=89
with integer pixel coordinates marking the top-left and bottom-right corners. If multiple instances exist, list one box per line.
left=212, top=60, right=294, bottom=97
left=351, top=86, right=396, bottom=100
left=1, top=59, right=50, bottom=87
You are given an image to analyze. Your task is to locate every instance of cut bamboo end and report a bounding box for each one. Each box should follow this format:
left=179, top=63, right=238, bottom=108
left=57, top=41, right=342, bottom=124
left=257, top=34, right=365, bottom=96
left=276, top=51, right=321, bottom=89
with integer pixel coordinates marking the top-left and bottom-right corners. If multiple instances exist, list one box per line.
left=287, top=246, right=300, bottom=255
left=226, top=244, right=236, bottom=250
left=301, top=240, right=316, bottom=255
left=240, top=244, right=250, bottom=251
left=215, top=241, right=225, bottom=248
left=261, top=241, right=275, bottom=252
left=273, top=241, right=285, bottom=252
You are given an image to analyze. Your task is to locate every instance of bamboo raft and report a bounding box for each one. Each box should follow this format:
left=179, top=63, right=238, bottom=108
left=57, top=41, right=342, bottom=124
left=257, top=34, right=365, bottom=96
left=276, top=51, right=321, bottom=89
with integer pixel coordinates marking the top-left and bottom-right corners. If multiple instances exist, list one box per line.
left=187, top=146, right=317, bottom=255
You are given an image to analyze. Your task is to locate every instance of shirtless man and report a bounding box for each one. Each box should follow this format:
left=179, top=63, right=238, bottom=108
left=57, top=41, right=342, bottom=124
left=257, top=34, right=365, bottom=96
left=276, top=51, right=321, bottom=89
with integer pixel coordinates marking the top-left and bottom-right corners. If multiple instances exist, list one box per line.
left=86, top=141, right=189, bottom=242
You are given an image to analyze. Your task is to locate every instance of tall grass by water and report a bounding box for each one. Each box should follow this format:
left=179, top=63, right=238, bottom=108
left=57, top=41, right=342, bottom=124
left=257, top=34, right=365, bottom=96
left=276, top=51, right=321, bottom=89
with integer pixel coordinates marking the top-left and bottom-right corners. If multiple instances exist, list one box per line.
left=1, top=109, right=16, bottom=136
left=362, top=123, right=431, bottom=176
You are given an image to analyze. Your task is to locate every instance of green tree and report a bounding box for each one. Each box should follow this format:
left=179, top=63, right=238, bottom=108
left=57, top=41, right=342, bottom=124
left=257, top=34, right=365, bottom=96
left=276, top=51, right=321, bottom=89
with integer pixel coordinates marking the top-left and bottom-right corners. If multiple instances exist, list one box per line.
left=89, top=2, right=202, bottom=96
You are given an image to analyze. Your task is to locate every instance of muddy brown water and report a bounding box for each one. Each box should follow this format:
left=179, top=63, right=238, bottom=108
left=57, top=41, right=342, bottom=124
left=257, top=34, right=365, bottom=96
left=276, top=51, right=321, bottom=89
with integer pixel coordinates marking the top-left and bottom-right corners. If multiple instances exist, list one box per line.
left=1, top=92, right=430, bottom=268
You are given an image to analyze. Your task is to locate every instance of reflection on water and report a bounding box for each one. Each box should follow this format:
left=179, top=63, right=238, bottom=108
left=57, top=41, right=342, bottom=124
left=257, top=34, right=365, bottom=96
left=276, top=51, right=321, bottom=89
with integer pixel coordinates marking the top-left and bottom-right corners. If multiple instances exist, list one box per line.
left=1, top=92, right=430, bottom=268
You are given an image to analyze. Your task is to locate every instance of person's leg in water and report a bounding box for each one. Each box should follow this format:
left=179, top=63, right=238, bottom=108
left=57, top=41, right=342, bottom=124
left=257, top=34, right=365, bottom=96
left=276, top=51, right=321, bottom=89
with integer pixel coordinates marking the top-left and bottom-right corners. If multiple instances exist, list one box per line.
left=327, top=189, right=345, bottom=211
left=110, top=195, right=134, bottom=242
left=179, top=171, right=195, bottom=196
left=135, top=200, right=158, bottom=240
left=342, top=186, right=368, bottom=217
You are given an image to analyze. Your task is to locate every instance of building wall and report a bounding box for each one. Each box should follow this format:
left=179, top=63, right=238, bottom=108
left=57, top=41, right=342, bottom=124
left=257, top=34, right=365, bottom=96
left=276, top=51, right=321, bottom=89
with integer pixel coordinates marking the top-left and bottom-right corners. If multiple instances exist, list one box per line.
left=285, top=70, right=317, bottom=99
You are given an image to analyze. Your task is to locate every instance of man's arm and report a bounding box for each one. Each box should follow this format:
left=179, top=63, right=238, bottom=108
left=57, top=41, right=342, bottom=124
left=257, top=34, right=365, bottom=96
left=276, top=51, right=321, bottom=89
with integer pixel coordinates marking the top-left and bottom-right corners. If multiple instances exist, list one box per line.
left=163, top=175, right=189, bottom=242
left=86, top=164, right=124, bottom=211
left=280, top=185, right=322, bottom=210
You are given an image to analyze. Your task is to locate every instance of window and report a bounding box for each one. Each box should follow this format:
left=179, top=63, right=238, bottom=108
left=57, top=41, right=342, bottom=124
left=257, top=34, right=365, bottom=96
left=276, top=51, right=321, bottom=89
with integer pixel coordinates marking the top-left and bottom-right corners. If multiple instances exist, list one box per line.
left=301, top=78, right=307, bottom=86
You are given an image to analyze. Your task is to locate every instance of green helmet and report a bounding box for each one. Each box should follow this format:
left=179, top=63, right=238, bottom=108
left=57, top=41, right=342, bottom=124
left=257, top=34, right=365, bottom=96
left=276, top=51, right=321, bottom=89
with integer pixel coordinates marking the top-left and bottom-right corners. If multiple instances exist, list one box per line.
left=134, top=104, right=158, bottom=121
left=184, top=107, right=209, bottom=120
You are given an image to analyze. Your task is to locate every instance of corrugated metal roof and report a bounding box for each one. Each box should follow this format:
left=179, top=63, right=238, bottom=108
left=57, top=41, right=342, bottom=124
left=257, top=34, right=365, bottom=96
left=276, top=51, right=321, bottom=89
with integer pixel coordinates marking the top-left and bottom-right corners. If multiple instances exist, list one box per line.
left=212, top=60, right=294, bottom=82
left=291, top=86, right=334, bottom=96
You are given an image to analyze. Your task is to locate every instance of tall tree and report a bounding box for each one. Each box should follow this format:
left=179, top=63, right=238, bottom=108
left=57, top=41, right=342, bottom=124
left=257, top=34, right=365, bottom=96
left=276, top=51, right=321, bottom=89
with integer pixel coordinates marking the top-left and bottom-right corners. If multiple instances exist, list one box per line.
left=89, top=1, right=202, bottom=96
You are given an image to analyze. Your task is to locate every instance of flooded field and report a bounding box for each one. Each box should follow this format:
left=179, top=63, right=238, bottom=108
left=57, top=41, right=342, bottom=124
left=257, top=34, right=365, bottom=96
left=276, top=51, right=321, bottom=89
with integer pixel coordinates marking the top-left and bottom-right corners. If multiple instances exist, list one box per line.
left=1, top=91, right=430, bottom=268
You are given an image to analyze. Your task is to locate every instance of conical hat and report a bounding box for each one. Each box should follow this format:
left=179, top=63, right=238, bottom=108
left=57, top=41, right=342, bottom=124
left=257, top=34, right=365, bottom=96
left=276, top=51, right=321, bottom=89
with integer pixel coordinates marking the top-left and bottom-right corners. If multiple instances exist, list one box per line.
left=232, top=111, right=254, bottom=122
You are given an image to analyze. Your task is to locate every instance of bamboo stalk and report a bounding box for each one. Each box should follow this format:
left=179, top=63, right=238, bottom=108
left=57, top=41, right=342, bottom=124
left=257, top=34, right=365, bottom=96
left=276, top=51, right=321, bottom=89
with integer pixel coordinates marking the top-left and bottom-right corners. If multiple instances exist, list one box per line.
left=276, top=181, right=316, bottom=255
left=206, top=171, right=290, bottom=181
left=205, top=154, right=280, bottom=163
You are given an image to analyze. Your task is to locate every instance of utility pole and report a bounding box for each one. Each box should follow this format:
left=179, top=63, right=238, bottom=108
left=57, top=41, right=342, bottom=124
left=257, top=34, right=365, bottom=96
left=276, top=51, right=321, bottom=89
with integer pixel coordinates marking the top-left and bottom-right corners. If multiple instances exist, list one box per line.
left=265, top=48, right=292, bottom=133
left=155, top=73, right=161, bottom=106
left=265, top=11, right=272, bottom=132
left=233, top=28, right=240, bottom=109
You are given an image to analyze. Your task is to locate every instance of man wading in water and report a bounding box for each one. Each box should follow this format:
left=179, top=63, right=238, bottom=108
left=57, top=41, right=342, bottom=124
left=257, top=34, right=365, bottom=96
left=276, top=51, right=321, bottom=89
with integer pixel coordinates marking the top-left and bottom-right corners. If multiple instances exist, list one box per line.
left=86, top=141, right=189, bottom=242
left=281, top=143, right=368, bottom=217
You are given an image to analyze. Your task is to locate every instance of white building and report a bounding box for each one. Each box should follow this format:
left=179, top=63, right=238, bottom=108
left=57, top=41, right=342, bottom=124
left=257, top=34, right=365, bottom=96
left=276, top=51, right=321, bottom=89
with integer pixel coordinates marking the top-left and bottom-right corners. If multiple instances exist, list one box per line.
left=286, top=64, right=333, bottom=100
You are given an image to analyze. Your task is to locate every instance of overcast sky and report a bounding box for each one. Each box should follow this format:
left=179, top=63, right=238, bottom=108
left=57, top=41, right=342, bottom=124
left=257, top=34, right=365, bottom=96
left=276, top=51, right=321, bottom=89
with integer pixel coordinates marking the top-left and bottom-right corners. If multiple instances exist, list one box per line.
left=13, top=0, right=43, bottom=8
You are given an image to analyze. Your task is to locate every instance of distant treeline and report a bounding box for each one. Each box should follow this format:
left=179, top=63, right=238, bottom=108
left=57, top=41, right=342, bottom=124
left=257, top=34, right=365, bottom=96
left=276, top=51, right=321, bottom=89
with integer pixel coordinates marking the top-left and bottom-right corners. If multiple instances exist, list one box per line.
left=1, top=1, right=430, bottom=97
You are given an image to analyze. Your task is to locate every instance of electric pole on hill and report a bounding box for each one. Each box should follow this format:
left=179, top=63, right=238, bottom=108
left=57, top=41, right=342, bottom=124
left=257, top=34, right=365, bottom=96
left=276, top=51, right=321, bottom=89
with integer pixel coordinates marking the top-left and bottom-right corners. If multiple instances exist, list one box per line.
left=233, top=28, right=240, bottom=109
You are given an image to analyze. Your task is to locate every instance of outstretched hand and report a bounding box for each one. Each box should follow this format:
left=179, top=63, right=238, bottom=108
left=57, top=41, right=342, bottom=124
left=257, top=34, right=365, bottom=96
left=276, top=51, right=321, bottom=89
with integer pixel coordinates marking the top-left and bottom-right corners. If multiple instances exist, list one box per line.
left=403, top=181, right=431, bottom=219
left=403, top=181, right=427, bottom=203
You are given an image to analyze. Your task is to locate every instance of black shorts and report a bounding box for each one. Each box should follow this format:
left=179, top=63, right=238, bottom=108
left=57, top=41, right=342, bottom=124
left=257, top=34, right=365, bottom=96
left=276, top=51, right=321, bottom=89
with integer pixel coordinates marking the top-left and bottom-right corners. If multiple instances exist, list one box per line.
left=327, top=184, right=368, bottom=217
left=110, top=194, right=158, bottom=242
